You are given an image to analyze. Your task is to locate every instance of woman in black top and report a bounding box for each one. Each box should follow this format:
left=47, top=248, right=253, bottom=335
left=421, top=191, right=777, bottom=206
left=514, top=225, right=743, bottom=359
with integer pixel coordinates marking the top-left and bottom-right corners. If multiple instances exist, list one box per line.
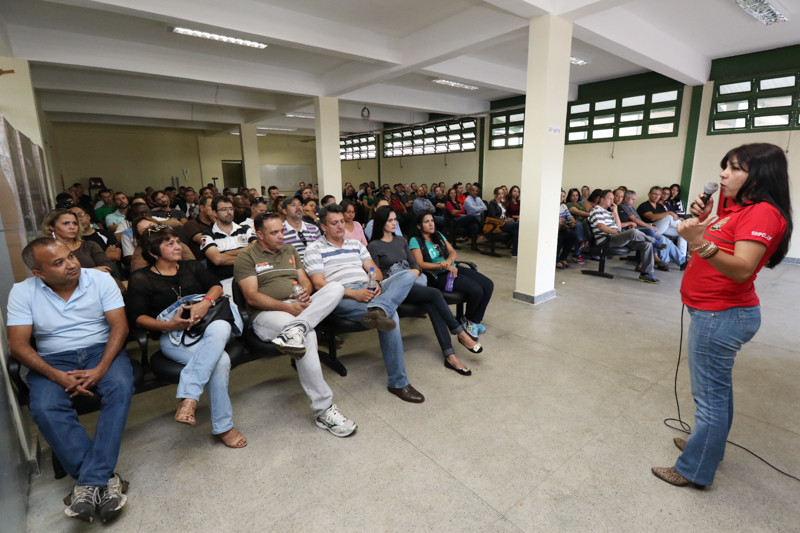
left=367, top=207, right=482, bottom=376
left=127, top=226, right=246, bottom=448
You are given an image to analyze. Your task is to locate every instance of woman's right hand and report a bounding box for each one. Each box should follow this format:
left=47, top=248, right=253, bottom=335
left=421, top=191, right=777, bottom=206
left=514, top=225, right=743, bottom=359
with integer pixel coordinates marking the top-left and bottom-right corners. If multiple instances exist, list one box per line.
left=689, top=195, right=714, bottom=218
left=93, top=266, right=112, bottom=274
left=444, top=263, right=458, bottom=277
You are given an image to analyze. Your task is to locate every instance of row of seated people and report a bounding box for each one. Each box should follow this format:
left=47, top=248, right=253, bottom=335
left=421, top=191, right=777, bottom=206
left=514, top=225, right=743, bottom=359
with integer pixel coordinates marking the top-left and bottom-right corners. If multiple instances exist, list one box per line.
left=6, top=204, right=494, bottom=524
left=557, top=184, right=690, bottom=284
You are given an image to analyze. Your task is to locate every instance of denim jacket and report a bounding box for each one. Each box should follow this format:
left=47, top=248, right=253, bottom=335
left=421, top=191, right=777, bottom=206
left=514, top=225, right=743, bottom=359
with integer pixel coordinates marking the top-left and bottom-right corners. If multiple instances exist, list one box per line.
left=157, top=294, right=243, bottom=346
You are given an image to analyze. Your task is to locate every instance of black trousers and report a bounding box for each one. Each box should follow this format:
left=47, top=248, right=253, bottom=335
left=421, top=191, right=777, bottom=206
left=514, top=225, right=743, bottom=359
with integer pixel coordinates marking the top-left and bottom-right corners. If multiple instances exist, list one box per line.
left=430, top=266, right=494, bottom=324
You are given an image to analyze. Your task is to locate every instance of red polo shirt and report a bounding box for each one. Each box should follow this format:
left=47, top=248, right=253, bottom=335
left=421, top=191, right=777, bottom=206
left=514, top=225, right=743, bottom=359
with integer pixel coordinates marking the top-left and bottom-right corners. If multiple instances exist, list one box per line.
left=681, top=201, right=786, bottom=311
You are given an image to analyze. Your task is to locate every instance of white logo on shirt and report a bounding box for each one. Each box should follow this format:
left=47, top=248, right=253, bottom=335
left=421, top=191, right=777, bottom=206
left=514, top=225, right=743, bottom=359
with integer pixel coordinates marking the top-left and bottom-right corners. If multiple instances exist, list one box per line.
left=751, top=231, right=772, bottom=241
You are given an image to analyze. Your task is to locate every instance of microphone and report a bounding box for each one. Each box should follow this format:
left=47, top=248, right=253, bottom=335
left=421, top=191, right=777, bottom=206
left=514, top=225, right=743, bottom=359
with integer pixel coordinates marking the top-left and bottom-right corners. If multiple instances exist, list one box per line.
left=697, top=182, right=719, bottom=222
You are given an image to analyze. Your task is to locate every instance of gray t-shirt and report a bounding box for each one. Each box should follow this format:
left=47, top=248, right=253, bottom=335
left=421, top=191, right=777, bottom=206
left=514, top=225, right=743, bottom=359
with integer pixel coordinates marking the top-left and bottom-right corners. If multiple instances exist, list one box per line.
left=618, top=203, right=638, bottom=224
left=367, top=235, right=420, bottom=279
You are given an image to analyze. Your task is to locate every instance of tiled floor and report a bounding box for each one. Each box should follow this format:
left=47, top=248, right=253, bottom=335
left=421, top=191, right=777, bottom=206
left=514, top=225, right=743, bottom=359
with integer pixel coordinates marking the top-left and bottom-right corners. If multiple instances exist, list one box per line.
left=24, top=251, right=800, bottom=532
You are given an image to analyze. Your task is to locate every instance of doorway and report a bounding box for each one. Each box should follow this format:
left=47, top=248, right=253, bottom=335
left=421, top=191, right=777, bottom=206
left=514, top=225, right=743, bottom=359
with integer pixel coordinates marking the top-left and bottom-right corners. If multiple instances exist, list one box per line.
left=221, top=160, right=244, bottom=190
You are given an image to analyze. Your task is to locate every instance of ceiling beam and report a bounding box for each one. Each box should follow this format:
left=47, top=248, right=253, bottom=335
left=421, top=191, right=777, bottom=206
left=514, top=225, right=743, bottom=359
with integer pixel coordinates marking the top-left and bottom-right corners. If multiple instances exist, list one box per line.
left=43, top=0, right=401, bottom=65
left=481, top=0, right=553, bottom=19
left=573, top=7, right=710, bottom=85
left=322, top=5, right=530, bottom=97
left=45, top=111, right=223, bottom=130
left=340, top=84, right=490, bottom=116
left=31, top=65, right=278, bottom=110
left=39, top=91, right=251, bottom=123
left=554, top=0, right=637, bottom=21
left=7, top=23, right=323, bottom=95
left=421, top=56, right=527, bottom=93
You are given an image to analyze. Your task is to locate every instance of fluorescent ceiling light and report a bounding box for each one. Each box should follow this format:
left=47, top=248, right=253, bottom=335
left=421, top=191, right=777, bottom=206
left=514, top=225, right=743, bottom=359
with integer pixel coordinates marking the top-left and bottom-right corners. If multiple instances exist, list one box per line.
left=432, top=79, right=479, bottom=91
left=230, top=131, right=267, bottom=136
left=285, top=112, right=315, bottom=119
left=258, top=126, right=298, bottom=132
left=733, top=0, right=789, bottom=24
left=172, top=27, right=268, bottom=49
left=570, top=55, right=592, bottom=66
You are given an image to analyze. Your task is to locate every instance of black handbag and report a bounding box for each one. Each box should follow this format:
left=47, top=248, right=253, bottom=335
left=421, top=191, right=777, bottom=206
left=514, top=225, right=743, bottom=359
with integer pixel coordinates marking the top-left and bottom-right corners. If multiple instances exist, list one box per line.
left=181, top=295, right=236, bottom=347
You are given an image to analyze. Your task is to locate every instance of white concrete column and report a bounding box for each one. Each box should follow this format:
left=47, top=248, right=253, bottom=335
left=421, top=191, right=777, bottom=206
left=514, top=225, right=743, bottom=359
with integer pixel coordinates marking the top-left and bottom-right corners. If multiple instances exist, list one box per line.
left=313, top=96, right=343, bottom=198
left=238, top=123, right=261, bottom=190
left=513, top=15, right=573, bottom=305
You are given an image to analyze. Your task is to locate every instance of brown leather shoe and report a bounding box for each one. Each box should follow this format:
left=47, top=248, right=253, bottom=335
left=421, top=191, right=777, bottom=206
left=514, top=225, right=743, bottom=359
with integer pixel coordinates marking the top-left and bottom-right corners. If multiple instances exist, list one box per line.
left=388, top=384, right=425, bottom=403
left=674, top=437, right=687, bottom=452
left=362, top=308, right=396, bottom=332
left=651, top=466, right=691, bottom=486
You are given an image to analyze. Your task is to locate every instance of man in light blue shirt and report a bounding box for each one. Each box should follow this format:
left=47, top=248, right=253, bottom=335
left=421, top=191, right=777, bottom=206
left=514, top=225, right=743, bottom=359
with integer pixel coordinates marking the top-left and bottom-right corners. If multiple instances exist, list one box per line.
left=412, top=186, right=444, bottom=231
left=464, top=185, right=487, bottom=216
left=103, top=192, right=129, bottom=232
left=7, top=238, right=133, bottom=523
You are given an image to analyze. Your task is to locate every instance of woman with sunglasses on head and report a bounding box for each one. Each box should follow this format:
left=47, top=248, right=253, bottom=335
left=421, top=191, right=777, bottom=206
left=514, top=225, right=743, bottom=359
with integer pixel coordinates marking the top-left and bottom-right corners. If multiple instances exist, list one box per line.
left=127, top=224, right=247, bottom=449
left=652, top=143, right=792, bottom=488
left=129, top=216, right=195, bottom=272
left=410, top=211, right=494, bottom=338
left=368, top=207, right=481, bottom=375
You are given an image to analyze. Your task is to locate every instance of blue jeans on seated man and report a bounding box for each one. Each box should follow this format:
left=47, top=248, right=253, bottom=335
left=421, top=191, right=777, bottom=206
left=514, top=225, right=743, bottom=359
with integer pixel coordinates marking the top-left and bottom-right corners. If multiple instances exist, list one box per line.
left=675, top=305, right=760, bottom=486
left=160, top=320, right=234, bottom=435
left=635, top=226, right=684, bottom=265
left=334, top=270, right=415, bottom=389
left=27, top=344, right=134, bottom=486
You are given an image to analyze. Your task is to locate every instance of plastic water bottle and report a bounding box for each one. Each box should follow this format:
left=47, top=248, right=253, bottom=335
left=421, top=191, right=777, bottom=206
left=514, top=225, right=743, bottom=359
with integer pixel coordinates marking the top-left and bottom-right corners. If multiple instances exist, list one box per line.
left=292, top=281, right=304, bottom=299
left=444, top=272, right=455, bottom=292
left=368, top=267, right=378, bottom=291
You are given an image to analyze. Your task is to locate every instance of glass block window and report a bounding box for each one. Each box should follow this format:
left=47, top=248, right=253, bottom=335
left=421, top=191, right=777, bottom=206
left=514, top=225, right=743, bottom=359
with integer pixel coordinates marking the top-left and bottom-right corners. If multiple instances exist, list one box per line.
left=382, top=118, right=478, bottom=158
left=339, top=134, right=377, bottom=160
left=566, top=86, right=683, bottom=144
left=488, top=109, right=524, bottom=150
left=710, top=71, right=800, bottom=134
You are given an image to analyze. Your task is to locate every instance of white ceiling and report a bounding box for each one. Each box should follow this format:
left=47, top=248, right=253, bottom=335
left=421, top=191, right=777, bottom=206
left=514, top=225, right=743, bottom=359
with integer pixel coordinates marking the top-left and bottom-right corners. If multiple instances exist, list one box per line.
left=2, top=0, right=798, bottom=136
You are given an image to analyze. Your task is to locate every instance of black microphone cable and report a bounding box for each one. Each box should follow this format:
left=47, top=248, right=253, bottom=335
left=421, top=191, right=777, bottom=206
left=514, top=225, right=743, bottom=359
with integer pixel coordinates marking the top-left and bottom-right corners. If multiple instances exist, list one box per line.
left=664, top=304, right=800, bottom=483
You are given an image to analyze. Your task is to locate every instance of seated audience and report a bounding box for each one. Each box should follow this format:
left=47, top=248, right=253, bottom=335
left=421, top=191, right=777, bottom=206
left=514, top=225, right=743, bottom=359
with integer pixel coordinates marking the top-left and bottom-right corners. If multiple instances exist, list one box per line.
left=660, top=186, right=677, bottom=213
left=150, top=191, right=188, bottom=224
left=361, top=186, right=377, bottom=211
left=565, top=188, right=590, bottom=249
left=302, top=197, right=319, bottom=226
left=368, top=208, right=482, bottom=376
left=668, top=183, right=685, bottom=215
left=578, top=185, right=591, bottom=206
left=446, top=187, right=480, bottom=250
left=613, top=189, right=637, bottom=230
left=182, top=188, right=199, bottom=219
left=455, top=182, right=467, bottom=205
left=558, top=190, right=582, bottom=266
left=233, top=213, right=356, bottom=436
left=320, top=195, right=336, bottom=207
left=410, top=211, right=494, bottom=337
left=104, top=192, right=130, bottom=232
left=130, top=217, right=194, bottom=272
left=364, top=199, right=402, bottom=240
left=281, top=196, right=321, bottom=262
left=304, top=204, right=423, bottom=403
left=265, top=186, right=281, bottom=212
left=271, top=195, right=286, bottom=220
left=128, top=226, right=247, bottom=448
left=68, top=205, right=122, bottom=263
left=8, top=238, right=133, bottom=523
left=464, top=185, right=487, bottom=217
left=637, top=186, right=688, bottom=255
left=486, top=186, right=520, bottom=258
left=619, top=191, right=685, bottom=270
left=182, top=196, right=215, bottom=261
left=43, top=209, right=116, bottom=277
left=589, top=190, right=665, bottom=284
left=201, top=196, right=257, bottom=294
left=412, top=185, right=443, bottom=231
left=232, top=195, right=251, bottom=225
left=341, top=199, right=368, bottom=246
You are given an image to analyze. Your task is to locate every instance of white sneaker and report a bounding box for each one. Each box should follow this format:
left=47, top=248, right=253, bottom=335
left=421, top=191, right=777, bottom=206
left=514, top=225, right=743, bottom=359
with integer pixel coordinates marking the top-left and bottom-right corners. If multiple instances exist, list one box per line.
left=315, top=404, right=357, bottom=437
left=272, top=326, right=306, bottom=359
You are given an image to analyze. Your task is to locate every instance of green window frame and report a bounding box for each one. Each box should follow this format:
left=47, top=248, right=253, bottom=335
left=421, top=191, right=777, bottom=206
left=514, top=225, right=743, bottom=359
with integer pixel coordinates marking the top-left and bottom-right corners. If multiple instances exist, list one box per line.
left=488, top=109, right=525, bottom=150
left=709, top=70, right=800, bottom=135
left=565, top=87, right=683, bottom=144
left=340, top=134, right=377, bottom=160
left=382, top=118, right=478, bottom=158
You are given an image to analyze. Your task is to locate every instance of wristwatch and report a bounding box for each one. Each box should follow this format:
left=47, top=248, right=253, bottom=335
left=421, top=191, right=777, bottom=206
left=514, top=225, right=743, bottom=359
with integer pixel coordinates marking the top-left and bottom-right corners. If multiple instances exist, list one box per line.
left=203, top=297, right=216, bottom=307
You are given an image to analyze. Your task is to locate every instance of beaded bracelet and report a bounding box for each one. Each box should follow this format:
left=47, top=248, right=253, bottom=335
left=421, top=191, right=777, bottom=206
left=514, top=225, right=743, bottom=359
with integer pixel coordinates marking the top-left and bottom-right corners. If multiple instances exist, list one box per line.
left=692, top=240, right=714, bottom=254
left=697, top=243, right=719, bottom=259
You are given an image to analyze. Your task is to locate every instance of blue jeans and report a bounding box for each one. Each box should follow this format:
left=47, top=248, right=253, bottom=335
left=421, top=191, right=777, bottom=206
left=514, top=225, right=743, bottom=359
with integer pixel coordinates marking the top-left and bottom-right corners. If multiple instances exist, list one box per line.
left=335, top=271, right=415, bottom=388
left=27, top=344, right=134, bottom=486
left=453, top=214, right=480, bottom=239
left=502, top=221, right=520, bottom=255
left=675, top=305, right=761, bottom=486
left=160, top=321, right=233, bottom=435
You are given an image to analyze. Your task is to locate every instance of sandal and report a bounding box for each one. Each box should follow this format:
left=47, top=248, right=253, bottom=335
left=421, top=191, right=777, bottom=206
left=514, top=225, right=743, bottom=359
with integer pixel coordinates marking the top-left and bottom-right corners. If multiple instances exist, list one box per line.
left=218, top=428, right=248, bottom=448
left=175, top=399, right=197, bottom=426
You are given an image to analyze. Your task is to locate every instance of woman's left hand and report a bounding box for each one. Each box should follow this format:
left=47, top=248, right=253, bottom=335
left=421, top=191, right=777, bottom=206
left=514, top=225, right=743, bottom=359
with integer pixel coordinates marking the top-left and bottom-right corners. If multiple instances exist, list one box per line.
left=677, top=215, right=718, bottom=248
left=409, top=268, right=421, bottom=278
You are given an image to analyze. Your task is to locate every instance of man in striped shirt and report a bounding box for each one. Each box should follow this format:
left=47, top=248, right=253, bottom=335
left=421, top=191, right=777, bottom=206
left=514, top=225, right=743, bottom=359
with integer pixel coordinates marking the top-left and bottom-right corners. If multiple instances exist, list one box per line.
left=304, top=204, right=424, bottom=403
left=281, top=196, right=321, bottom=263
left=589, top=190, right=665, bottom=284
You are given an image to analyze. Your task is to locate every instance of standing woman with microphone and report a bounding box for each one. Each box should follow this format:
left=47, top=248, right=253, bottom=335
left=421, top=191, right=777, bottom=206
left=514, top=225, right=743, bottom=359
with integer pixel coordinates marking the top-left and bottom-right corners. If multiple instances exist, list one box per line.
left=652, top=143, right=792, bottom=488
